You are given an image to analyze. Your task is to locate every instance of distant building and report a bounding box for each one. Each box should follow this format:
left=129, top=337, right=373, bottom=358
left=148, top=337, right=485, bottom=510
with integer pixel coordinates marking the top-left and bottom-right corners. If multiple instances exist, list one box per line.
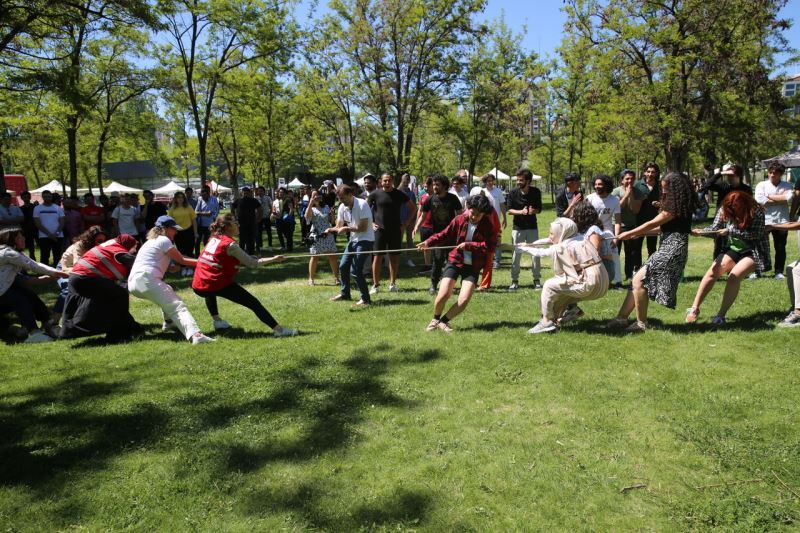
left=784, top=73, right=800, bottom=149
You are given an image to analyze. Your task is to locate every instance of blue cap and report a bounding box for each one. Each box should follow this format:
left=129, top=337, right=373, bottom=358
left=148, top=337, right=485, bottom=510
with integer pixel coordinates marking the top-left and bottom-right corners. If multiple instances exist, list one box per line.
left=155, top=215, right=183, bottom=231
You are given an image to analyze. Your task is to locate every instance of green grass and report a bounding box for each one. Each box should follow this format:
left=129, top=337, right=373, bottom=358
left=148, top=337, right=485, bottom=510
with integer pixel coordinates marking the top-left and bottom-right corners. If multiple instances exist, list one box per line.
left=2, top=201, right=800, bottom=530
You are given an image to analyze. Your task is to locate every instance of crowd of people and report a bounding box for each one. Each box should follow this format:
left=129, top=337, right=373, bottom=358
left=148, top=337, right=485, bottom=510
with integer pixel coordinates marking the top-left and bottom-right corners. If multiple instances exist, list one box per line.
left=1, top=161, right=799, bottom=343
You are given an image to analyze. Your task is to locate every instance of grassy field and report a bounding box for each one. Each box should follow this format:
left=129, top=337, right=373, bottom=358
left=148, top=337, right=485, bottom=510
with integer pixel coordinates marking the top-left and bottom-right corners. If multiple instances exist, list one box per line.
left=2, top=201, right=800, bottom=531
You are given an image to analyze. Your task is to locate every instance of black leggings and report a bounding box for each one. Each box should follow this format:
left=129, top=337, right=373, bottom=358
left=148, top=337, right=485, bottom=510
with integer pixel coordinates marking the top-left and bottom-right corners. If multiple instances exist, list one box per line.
left=0, top=279, right=49, bottom=330
left=622, top=237, right=643, bottom=280
left=772, top=230, right=788, bottom=273
left=175, top=228, right=194, bottom=257
left=193, top=282, right=278, bottom=329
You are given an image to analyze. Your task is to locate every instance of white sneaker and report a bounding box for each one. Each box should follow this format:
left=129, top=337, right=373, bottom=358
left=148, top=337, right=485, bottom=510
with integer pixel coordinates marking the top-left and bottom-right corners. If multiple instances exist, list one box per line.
left=508, top=282, right=519, bottom=291
left=528, top=320, right=557, bottom=334
left=388, top=283, right=398, bottom=293
left=369, top=285, right=379, bottom=295
left=25, top=330, right=54, bottom=343
left=747, top=272, right=759, bottom=280
left=191, top=333, right=216, bottom=345
left=428, top=285, right=437, bottom=295
left=213, top=319, right=231, bottom=330
left=273, top=327, right=298, bottom=337
left=775, top=273, right=786, bottom=281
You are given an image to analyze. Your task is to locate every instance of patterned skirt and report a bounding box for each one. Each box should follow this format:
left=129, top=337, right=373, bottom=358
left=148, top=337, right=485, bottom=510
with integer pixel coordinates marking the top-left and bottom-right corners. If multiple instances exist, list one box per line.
left=641, top=232, right=689, bottom=309
left=310, top=234, right=337, bottom=255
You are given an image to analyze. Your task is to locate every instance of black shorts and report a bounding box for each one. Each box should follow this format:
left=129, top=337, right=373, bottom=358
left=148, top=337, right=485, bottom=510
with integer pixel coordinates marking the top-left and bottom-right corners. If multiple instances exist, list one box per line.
left=721, top=248, right=753, bottom=264
left=419, top=227, right=434, bottom=241
left=374, top=227, right=402, bottom=255
left=442, top=262, right=478, bottom=284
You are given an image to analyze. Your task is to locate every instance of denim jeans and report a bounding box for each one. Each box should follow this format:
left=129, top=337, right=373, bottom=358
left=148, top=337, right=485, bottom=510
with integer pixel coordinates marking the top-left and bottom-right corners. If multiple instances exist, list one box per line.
left=339, top=240, right=373, bottom=302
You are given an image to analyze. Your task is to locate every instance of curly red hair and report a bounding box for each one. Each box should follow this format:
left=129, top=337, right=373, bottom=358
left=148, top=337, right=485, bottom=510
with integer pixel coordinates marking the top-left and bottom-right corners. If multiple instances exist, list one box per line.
left=720, top=190, right=757, bottom=230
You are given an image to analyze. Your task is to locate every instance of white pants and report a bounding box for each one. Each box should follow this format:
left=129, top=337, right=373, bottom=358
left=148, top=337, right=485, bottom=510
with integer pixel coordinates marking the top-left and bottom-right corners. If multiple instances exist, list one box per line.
left=788, top=261, right=800, bottom=310
left=129, top=273, right=200, bottom=340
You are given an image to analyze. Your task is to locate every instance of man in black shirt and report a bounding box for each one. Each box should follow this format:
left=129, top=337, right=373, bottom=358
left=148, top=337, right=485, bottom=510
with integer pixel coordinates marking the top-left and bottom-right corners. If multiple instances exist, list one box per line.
left=235, top=187, right=263, bottom=255
left=141, top=190, right=167, bottom=231
left=367, top=173, right=417, bottom=293
left=555, top=172, right=582, bottom=217
left=507, top=168, right=543, bottom=290
left=417, top=175, right=462, bottom=294
left=698, top=163, right=753, bottom=260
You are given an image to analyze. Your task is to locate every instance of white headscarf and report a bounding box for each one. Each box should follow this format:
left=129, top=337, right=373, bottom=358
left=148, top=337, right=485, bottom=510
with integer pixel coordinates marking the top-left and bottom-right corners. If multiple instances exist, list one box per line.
left=550, top=217, right=578, bottom=244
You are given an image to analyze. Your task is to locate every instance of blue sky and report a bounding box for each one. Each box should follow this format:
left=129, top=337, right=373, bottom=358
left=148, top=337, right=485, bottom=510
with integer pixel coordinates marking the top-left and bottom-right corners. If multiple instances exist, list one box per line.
left=295, top=0, right=800, bottom=73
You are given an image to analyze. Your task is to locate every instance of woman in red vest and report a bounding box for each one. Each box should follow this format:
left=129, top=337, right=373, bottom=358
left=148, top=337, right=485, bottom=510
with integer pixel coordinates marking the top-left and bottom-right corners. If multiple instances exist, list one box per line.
left=60, top=233, right=143, bottom=342
left=192, top=214, right=297, bottom=337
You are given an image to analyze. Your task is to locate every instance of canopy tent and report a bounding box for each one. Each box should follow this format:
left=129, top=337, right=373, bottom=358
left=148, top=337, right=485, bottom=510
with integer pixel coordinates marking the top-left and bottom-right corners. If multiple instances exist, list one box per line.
left=151, top=180, right=185, bottom=195
left=531, top=173, right=543, bottom=181
left=287, top=178, right=306, bottom=189
left=104, top=181, right=143, bottom=194
left=484, top=168, right=511, bottom=181
left=29, top=180, right=69, bottom=194
left=208, top=180, right=232, bottom=193
left=762, top=145, right=800, bottom=168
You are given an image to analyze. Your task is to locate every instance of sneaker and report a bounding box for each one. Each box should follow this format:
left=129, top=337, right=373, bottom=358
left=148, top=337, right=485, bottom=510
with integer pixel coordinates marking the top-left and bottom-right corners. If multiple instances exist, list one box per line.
left=418, top=266, right=432, bottom=275
left=558, top=305, right=584, bottom=325
left=273, top=326, right=298, bottom=337
left=613, top=282, right=624, bottom=291
left=162, top=321, right=177, bottom=332
left=425, top=319, right=440, bottom=332
left=353, top=299, right=371, bottom=308
left=528, top=320, right=557, bottom=334
left=388, top=283, right=398, bottom=293
left=437, top=321, right=454, bottom=332
left=428, top=285, right=437, bottom=295
left=307, top=279, right=315, bottom=286
left=406, top=259, right=416, bottom=267
left=710, top=315, right=726, bottom=326
left=492, top=261, right=500, bottom=269
left=213, top=319, right=232, bottom=330
left=624, top=320, right=647, bottom=333
left=747, top=272, right=759, bottom=280
left=606, top=317, right=629, bottom=330
left=508, top=282, right=519, bottom=291
left=329, top=294, right=351, bottom=302
left=778, top=311, right=800, bottom=328
left=24, top=330, right=54, bottom=343
left=191, top=333, right=216, bottom=345
left=369, top=285, right=379, bottom=295
left=533, top=280, right=543, bottom=290
left=775, top=273, right=786, bottom=281
left=685, top=307, right=699, bottom=324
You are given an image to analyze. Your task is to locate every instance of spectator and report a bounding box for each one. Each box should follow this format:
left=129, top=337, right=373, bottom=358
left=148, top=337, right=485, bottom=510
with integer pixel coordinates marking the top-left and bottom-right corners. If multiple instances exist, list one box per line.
left=168, top=191, right=198, bottom=275
left=754, top=162, right=792, bottom=280
left=587, top=174, right=622, bottom=288
left=555, top=172, right=583, bottom=218
left=80, top=193, right=106, bottom=231
left=506, top=168, right=543, bottom=291
left=612, top=169, right=646, bottom=282
left=33, top=190, right=65, bottom=267
left=141, top=190, right=167, bottom=232
left=19, top=191, right=37, bottom=260
left=304, top=190, right=339, bottom=286
left=236, top=187, right=262, bottom=255
left=194, top=185, right=219, bottom=256
left=255, top=186, right=273, bottom=253
left=0, top=192, right=24, bottom=228
left=634, top=162, right=662, bottom=260
left=111, top=193, right=140, bottom=239
left=480, top=173, right=507, bottom=268
left=327, top=184, right=374, bottom=307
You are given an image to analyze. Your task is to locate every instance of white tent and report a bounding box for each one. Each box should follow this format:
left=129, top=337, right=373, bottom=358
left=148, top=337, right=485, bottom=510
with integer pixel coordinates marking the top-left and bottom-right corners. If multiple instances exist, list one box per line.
left=29, top=180, right=69, bottom=194
left=104, top=181, right=143, bottom=194
left=287, top=178, right=306, bottom=189
left=485, top=168, right=511, bottom=181
left=151, top=180, right=185, bottom=195
left=208, top=180, right=232, bottom=193
left=531, top=173, right=543, bottom=181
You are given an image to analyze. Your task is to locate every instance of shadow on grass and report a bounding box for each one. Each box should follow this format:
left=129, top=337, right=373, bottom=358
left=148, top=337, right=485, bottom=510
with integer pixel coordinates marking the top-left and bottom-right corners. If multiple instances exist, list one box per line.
left=461, top=320, right=532, bottom=332
left=0, top=373, right=167, bottom=489
left=572, top=310, right=786, bottom=335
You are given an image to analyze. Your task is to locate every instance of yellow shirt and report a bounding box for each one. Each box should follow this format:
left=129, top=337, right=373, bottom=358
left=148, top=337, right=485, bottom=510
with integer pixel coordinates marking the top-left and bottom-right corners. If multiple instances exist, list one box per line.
left=168, top=206, right=196, bottom=230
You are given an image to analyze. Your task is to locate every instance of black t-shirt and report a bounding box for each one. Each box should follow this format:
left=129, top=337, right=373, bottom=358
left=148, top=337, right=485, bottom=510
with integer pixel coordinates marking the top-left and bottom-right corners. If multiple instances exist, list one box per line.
left=235, top=196, right=261, bottom=227
left=368, top=188, right=408, bottom=230
left=323, top=191, right=337, bottom=209
left=661, top=214, right=692, bottom=234
left=422, top=193, right=462, bottom=231
left=636, top=180, right=661, bottom=223
left=506, top=186, right=542, bottom=230
left=20, top=203, right=36, bottom=234
left=143, top=201, right=167, bottom=230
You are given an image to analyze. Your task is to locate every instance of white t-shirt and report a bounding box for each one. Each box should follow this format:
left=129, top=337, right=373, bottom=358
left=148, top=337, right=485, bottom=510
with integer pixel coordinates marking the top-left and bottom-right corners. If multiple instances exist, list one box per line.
left=755, top=179, right=793, bottom=224
left=128, top=235, right=174, bottom=281
left=112, top=205, right=140, bottom=235
left=33, top=203, right=64, bottom=237
left=483, top=187, right=505, bottom=217
left=587, top=193, right=621, bottom=233
left=337, top=197, right=375, bottom=243
left=463, top=222, right=477, bottom=265
left=450, top=187, right=469, bottom=208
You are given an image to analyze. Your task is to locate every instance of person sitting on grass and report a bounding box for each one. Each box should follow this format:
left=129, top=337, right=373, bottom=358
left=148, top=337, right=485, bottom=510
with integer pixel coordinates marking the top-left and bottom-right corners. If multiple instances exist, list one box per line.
left=192, top=214, right=297, bottom=337
left=127, top=216, right=215, bottom=345
left=0, top=227, right=68, bottom=343
left=686, top=190, right=770, bottom=326
left=60, top=233, right=143, bottom=343
left=520, top=218, right=609, bottom=334
left=769, top=218, right=800, bottom=327
left=418, top=194, right=493, bottom=332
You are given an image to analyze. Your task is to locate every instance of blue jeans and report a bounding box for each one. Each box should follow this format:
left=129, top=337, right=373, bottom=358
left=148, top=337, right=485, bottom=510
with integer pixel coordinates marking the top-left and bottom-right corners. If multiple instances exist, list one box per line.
left=340, top=240, right=373, bottom=302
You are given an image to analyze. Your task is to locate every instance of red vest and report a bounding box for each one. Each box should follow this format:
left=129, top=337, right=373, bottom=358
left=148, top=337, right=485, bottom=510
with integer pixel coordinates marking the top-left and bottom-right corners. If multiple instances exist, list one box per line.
left=192, top=235, right=240, bottom=292
left=72, top=239, right=131, bottom=280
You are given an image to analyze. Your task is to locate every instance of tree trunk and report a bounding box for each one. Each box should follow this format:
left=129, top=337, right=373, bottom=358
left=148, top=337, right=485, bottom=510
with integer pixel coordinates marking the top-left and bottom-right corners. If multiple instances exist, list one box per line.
left=96, top=129, right=108, bottom=194
left=0, top=142, right=6, bottom=193
left=67, top=118, right=79, bottom=198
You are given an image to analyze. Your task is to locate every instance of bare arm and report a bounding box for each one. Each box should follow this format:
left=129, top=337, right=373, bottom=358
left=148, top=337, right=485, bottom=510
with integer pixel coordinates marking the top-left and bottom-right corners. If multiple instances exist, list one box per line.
left=166, top=246, right=198, bottom=267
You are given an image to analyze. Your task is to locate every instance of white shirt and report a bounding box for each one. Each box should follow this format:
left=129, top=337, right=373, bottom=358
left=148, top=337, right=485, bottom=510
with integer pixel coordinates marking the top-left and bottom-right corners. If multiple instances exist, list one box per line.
left=483, top=187, right=505, bottom=217
left=463, top=222, right=477, bottom=265
left=112, top=205, right=140, bottom=235
left=0, top=245, right=60, bottom=296
left=450, top=187, right=469, bottom=208
left=33, top=203, right=64, bottom=237
left=128, top=235, right=174, bottom=281
left=337, top=197, right=374, bottom=243
left=587, top=193, right=621, bottom=233
left=755, top=179, right=793, bottom=224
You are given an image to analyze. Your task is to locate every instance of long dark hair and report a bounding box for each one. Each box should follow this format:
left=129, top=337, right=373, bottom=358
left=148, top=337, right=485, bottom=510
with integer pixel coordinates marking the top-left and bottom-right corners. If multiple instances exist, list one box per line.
left=570, top=201, right=601, bottom=234
left=78, top=225, right=107, bottom=254
left=660, top=172, right=696, bottom=219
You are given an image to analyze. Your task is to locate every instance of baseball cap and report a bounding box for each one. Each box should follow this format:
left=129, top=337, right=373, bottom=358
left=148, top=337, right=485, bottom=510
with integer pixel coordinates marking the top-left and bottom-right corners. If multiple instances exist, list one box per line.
left=155, top=215, right=183, bottom=231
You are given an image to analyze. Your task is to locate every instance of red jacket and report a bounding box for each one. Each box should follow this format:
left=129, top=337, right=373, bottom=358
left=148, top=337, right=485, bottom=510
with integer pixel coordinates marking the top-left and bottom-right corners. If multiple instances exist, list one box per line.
left=71, top=238, right=134, bottom=281
left=193, top=235, right=241, bottom=292
left=426, top=211, right=494, bottom=273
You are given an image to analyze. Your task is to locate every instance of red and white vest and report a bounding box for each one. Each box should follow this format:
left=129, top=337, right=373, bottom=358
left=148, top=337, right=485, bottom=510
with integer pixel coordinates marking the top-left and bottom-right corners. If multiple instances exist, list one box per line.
left=71, top=239, right=132, bottom=281
left=192, top=235, right=240, bottom=292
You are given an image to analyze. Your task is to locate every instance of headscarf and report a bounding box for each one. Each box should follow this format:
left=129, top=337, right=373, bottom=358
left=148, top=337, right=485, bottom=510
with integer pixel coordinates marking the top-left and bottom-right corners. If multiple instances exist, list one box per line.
left=115, top=234, right=138, bottom=251
left=550, top=217, right=578, bottom=244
